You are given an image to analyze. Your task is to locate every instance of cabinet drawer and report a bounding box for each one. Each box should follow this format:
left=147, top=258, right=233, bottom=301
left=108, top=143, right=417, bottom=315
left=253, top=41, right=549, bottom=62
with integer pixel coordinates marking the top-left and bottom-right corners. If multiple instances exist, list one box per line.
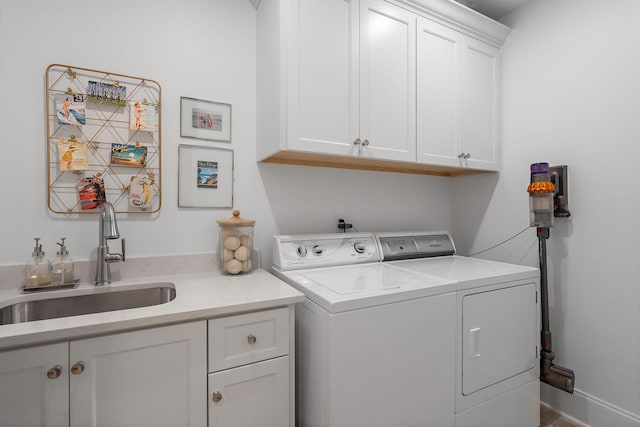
left=208, top=307, right=289, bottom=372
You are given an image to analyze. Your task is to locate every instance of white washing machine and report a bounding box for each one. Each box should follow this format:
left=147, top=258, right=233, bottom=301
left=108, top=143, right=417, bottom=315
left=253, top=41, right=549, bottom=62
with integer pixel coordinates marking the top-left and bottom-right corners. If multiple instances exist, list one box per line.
left=272, top=231, right=540, bottom=427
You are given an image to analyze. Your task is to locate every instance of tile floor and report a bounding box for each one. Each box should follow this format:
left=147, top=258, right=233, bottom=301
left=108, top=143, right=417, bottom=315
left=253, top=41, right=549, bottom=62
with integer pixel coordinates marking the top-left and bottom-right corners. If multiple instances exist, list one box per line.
left=541, top=404, right=586, bottom=427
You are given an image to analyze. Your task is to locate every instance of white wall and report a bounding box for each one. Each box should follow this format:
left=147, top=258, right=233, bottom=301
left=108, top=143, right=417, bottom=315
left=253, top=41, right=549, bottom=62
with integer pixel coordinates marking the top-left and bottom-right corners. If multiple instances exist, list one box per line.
left=0, top=0, right=452, bottom=270
left=453, top=1, right=640, bottom=425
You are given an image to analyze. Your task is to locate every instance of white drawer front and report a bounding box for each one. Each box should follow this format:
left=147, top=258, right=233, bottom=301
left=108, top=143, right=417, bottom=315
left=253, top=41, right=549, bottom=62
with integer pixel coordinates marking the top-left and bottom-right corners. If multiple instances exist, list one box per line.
left=208, top=307, right=289, bottom=372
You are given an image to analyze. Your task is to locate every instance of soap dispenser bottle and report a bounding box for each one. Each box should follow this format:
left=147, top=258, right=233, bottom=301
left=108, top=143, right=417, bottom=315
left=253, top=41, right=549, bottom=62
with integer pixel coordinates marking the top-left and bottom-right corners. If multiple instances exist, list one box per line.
left=25, top=238, right=52, bottom=287
left=51, top=237, right=74, bottom=285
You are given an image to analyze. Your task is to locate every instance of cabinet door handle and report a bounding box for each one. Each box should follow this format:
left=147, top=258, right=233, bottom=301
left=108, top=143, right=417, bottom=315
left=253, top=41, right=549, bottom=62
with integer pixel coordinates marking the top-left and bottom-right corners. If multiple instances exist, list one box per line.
left=465, top=153, right=471, bottom=159
left=353, top=138, right=361, bottom=146
left=212, top=391, right=223, bottom=403
left=458, top=153, right=466, bottom=159
left=71, top=361, right=85, bottom=375
left=247, top=334, right=257, bottom=345
left=362, top=139, right=369, bottom=146
left=47, top=365, right=63, bottom=379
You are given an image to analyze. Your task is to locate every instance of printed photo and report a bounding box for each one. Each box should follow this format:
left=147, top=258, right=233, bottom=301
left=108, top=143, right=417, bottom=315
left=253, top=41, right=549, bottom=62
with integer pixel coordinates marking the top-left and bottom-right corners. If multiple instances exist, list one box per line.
left=191, top=108, right=222, bottom=131
left=87, top=80, right=127, bottom=106
left=197, top=160, right=218, bottom=188
left=58, top=138, right=89, bottom=171
left=129, top=101, right=158, bottom=132
left=110, top=143, right=148, bottom=167
left=55, top=94, right=86, bottom=125
left=77, top=176, right=106, bottom=211
left=129, top=176, right=155, bottom=209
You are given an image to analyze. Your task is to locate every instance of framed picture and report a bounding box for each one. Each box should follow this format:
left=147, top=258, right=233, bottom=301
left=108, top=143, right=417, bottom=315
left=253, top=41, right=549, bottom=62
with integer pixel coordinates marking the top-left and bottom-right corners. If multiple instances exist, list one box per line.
left=178, top=144, right=233, bottom=208
left=180, top=97, right=232, bottom=142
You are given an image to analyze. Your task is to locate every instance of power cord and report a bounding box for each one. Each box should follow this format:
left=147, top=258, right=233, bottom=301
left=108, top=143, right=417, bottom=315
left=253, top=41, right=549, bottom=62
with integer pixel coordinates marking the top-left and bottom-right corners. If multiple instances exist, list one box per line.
left=468, top=226, right=530, bottom=257
left=337, top=219, right=359, bottom=233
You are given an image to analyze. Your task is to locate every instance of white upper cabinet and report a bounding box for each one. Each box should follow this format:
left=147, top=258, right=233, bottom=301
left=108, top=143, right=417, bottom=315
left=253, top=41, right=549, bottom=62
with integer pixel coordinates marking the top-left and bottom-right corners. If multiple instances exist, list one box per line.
left=461, top=38, right=499, bottom=170
left=359, top=0, right=416, bottom=161
left=257, top=0, right=509, bottom=175
left=283, top=0, right=416, bottom=162
left=416, top=17, right=461, bottom=167
left=416, top=18, right=500, bottom=171
left=286, top=0, right=358, bottom=156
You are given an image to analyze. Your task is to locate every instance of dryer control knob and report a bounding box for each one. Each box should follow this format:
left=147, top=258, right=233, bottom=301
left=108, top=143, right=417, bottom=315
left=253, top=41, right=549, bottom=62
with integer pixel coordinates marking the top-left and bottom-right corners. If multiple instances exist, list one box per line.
left=296, top=246, right=308, bottom=257
left=312, top=245, right=324, bottom=256
left=354, top=242, right=366, bottom=254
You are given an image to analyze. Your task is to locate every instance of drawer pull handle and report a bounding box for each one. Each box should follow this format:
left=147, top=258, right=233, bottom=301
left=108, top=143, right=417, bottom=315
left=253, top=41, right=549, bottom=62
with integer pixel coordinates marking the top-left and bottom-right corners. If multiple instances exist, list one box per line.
left=47, top=365, right=62, bottom=379
left=212, top=391, right=223, bottom=403
left=247, top=334, right=257, bottom=345
left=71, top=361, right=85, bottom=375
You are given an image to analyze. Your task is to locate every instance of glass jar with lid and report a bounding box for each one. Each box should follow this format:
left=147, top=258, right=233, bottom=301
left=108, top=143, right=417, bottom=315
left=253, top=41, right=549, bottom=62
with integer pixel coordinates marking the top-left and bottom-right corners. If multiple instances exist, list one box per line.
left=216, top=210, right=255, bottom=275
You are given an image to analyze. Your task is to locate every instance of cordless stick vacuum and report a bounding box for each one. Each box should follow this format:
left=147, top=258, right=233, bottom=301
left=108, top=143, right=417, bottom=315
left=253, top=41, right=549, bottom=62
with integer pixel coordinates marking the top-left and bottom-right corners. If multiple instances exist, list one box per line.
left=528, top=163, right=575, bottom=394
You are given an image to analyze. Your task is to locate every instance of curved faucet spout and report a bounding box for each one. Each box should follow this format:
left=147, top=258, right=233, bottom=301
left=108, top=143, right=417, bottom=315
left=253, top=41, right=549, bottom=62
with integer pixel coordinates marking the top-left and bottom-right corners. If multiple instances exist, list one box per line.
left=100, top=202, right=120, bottom=241
left=96, top=202, right=125, bottom=286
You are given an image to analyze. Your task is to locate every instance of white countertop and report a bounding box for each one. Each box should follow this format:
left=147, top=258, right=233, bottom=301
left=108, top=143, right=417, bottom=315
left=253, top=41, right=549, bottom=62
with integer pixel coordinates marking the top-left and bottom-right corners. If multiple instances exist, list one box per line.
left=0, top=269, right=305, bottom=351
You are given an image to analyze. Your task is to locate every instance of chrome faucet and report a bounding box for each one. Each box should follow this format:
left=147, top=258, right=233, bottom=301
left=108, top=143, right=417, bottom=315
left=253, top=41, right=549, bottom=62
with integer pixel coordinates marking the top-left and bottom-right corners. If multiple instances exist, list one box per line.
left=95, top=202, right=125, bottom=285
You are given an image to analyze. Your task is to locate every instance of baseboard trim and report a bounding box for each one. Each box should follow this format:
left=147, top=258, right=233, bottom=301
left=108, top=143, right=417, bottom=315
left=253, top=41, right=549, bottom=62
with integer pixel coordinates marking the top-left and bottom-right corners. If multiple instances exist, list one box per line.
left=541, top=383, right=640, bottom=427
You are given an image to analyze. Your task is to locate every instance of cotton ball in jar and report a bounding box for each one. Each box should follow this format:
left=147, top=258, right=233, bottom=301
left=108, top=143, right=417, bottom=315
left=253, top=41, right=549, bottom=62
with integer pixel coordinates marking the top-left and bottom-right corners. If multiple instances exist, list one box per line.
left=240, top=234, right=251, bottom=247
left=234, top=245, right=250, bottom=262
left=242, top=259, right=253, bottom=273
left=224, top=235, right=241, bottom=251
left=226, top=259, right=242, bottom=275
left=223, top=248, right=234, bottom=262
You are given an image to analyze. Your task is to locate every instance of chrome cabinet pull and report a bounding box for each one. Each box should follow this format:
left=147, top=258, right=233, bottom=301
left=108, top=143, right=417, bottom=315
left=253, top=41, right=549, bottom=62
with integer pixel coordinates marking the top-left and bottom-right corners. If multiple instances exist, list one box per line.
left=71, top=361, right=85, bottom=375
left=362, top=139, right=369, bottom=146
left=247, top=334, right=257, bottom=345
left=212, top=391, right=223, bottom=403
left=353, top=138, right=361, bottom=146
left=47, top=365, right=62, bottom=379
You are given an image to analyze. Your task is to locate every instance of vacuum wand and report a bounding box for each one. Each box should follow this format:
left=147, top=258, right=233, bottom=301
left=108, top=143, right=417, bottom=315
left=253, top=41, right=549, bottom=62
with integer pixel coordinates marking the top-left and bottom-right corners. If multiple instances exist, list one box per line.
left=538, top=227, right=575, bottom=394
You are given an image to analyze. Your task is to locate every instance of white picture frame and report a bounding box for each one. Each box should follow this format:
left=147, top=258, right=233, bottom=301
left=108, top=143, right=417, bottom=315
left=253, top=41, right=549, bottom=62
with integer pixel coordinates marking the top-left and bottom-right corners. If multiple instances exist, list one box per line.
left=180, top=97, right=231, bottom=142
left=178, top=144, right=233, bottom=208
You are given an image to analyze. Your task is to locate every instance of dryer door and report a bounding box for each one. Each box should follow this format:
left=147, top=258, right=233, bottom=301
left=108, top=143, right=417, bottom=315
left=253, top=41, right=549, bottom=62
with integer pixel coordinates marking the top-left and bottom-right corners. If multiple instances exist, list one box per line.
left=462, top=282, right=537, bottom=395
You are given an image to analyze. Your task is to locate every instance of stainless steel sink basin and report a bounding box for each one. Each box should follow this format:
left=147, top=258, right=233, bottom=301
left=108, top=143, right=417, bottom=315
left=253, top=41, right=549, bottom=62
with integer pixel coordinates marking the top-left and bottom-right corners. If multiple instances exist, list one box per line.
left=0, top=283, right=176, bottom=325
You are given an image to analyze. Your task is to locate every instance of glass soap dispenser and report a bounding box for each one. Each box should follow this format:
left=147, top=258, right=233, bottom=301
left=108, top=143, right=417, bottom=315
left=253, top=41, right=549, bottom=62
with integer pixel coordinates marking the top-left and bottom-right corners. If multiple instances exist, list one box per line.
left=51, top=237, right=75, bottom=285
left=216, top=210, right=256, bottom=275
left=25, top=238, right=52, bottom=287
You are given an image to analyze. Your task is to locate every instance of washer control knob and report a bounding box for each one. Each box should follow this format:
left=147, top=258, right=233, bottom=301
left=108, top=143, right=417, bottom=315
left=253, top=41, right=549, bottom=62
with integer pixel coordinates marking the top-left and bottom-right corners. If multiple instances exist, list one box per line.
left=312, top=245, right=324, bottom=256
left=354, top=242, right=366, bottom=254
left=296, top=246, right=308, bottom=257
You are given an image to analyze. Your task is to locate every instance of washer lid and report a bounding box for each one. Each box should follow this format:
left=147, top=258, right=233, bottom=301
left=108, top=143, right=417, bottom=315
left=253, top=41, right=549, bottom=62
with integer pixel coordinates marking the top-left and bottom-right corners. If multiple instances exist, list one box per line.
left=278, top=263, right=456, bottom=313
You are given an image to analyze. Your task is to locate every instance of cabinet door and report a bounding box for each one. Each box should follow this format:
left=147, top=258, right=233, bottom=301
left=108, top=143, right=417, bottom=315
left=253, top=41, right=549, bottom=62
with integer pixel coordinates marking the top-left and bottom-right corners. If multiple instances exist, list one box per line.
left=209, top=356, right=290, bottom=427
left=287, top=0, right=359, bottom=156
left=69, top=321, right=207, bottom=427
left=462, top=283, right=537, bottom=395
left=359, top=0, right=416, bottom=161
left=461, top=37, right=500, bottom=170
left=416, top=17, right=462, bottom=167
left=0, top=342, right=68, bottom=427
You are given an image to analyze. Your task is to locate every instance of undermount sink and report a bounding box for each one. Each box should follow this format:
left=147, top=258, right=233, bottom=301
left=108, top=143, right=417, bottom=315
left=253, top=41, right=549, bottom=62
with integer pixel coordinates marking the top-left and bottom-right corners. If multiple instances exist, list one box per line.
left=0, top=283, right=176, bottom=325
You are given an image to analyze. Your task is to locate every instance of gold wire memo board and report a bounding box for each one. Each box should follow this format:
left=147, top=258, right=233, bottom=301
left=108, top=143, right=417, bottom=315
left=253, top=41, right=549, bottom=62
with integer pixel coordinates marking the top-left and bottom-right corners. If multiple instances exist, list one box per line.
left=46, top=64, right=162, bottom=215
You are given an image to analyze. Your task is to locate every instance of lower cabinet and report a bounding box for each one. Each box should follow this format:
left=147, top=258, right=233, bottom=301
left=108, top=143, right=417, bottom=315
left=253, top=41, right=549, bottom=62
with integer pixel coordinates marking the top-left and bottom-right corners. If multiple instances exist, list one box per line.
left=0, top=321, right=207, bottom=427
left=0, top=306, right=293, bottom=427
left=69, top=321, right=207, bottom=427
left=208, top=356, right=290, bottom=427
left=0, top=342, right=69, bottom=427
left=207, top=307, right=292, bottom=427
